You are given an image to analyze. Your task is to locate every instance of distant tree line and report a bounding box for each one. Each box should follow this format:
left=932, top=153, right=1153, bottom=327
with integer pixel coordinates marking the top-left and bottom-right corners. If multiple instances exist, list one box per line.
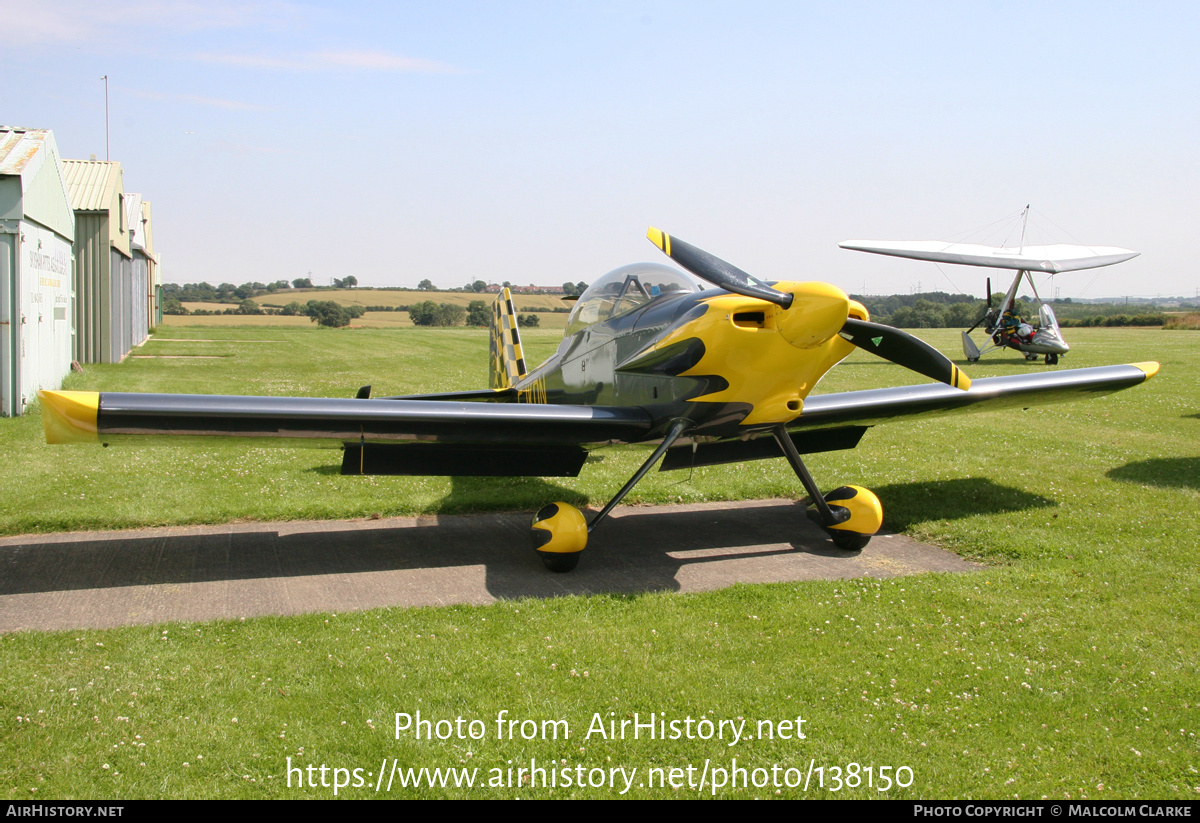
left=166, top=298, right=269, bottom=316
left=851, top=292, right=1170, bottom=329
left=161, top=282, right=1178, bottom=331
left=851, top=292, right=985, bottom=329
left=163, top=277, right=358, bottom=305
left=163, top=278, right=581, bottom=308
left=405, top=300, right=540, bottom=328
left=1057, top=314, right=1165, bottom=327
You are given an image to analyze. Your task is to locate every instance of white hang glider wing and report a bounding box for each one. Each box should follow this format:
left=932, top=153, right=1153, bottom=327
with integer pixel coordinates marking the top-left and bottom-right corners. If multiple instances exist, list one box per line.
left=837, top=240, right=1139, bottom=273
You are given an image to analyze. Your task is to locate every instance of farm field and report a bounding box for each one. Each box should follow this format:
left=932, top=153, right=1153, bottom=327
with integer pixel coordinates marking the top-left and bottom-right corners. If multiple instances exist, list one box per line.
left=166, top=310, right=570, bottom=330
left=181, top=287, right=570, bottom=311
left=176, top=287, right=572, bottom=329
left=256, top=287, right=571, bottom=312
left=1, top=326, right=1196, bottom=799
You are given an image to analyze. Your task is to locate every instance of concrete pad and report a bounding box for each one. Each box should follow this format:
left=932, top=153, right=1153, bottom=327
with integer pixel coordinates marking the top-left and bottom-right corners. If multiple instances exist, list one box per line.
left=0, top=499, right=983, bottom=632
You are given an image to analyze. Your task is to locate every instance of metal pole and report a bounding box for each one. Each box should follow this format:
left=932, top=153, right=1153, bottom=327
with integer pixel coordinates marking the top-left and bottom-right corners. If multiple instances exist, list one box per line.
left=102, top=75, right=109, bottom=160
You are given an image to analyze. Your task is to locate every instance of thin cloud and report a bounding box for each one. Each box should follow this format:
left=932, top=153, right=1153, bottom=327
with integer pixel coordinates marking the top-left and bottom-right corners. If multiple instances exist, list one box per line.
left=205, top=139, right=296, bottom=157
left=127, top=88, right=273, bottom=111
left=314, top=50, right=461, bottom=73
left=0, top=0, right=300, bottom=46
left=195, top=49, right=462, bottom=74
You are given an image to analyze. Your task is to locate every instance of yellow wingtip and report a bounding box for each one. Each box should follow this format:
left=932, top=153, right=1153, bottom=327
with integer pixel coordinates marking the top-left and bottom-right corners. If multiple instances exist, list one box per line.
left=38, top=390, right=100, bottom=444
left=1131, top=361, right=1160, bottom=379
left=646, top=226, right=669, bottom=254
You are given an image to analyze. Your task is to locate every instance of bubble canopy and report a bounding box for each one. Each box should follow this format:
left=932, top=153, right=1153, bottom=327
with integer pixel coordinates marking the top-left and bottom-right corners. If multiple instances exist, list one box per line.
left=565, top=263, right=703, bottom=336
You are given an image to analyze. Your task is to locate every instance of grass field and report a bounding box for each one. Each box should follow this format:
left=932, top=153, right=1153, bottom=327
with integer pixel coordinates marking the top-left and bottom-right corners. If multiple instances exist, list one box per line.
left=1, top=326, right=1196, bottom=799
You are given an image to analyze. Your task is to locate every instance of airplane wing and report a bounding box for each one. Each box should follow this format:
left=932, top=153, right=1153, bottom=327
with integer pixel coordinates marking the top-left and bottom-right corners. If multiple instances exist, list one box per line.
left=838, top=240, right=1140, bottom=273
left=792, top=362, right=1157, bottom=429
left=41, top=363, right=1156, bottom=475
left=38, top=390, right=655, bottom=478
left=40, top=391, right=653, bottom=446
left=660, top=363, right=1158, bottom=470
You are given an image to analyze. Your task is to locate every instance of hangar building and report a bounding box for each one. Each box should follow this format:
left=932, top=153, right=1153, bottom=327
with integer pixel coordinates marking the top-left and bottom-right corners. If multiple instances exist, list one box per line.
left=62, top=158, right=149, bottom=364
left=0, top=127, right=76, bottom=417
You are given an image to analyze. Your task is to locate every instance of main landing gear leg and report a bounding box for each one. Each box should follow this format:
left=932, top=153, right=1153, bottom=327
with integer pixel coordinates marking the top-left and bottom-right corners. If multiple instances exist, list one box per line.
left=772, top=425, right=883, bottom=552
left=530, top=419, right=689, bottom=572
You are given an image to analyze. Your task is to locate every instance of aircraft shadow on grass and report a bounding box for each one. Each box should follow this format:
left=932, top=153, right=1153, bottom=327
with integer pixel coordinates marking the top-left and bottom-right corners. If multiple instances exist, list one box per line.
left=0, top=477, right=1038, bottom=605
left=1107, top=456, right=1200, bottom=492
left=870, top=477, right=1056, bottom=532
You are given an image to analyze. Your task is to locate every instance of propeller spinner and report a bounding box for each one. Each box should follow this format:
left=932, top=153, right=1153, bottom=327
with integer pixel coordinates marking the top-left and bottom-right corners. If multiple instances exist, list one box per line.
left=647, top=227, right=971, bottom=391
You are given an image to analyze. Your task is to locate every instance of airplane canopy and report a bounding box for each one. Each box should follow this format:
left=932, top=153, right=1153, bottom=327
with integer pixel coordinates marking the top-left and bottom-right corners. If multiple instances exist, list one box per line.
left=566, top=263, right=701, bottom=335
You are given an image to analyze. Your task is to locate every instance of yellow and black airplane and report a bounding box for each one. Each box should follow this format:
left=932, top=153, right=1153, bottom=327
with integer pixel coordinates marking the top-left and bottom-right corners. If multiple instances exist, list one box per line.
left=39, top=229, right=1159, bottom=572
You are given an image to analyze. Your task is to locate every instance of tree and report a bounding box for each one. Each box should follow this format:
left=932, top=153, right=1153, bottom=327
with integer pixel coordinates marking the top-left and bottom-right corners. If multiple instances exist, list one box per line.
left=435, top=303, right=466, bottom=326
left=472, top=280, right=486, bottom=292
left=562, top=282, right=577, bottom=296
left=466, top=300, right=490, bottom=327
left=279, top=301, right=305, bottom=316
left=236, top=299, right=263, bottom=315
left=409, top=301, right=465, bottom=326
left=408, top=300, right=440, bottom=326
left=521, top=313, right=540, bottom=327
left=305, top=300, right=352, bottom=328
left=418, top=279, right=435, bottom=291
left=343, top=275, right=358, bottom=288
left=946, top=301, right=985, bottom=328
left=292, top=277, right=313, bottom=289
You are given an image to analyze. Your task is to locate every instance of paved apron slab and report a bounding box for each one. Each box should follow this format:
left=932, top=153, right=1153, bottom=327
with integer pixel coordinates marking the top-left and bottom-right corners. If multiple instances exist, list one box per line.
left=0, top=499, right=982, bottom=632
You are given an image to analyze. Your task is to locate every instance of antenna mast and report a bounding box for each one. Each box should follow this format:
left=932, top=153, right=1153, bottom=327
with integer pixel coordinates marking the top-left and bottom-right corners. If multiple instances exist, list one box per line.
left=102, top=75, right=110, bottom=161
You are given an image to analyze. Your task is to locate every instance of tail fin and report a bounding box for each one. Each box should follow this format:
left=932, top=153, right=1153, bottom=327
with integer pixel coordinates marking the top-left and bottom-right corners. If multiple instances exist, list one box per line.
left=489, top=288, right=527, bottom=389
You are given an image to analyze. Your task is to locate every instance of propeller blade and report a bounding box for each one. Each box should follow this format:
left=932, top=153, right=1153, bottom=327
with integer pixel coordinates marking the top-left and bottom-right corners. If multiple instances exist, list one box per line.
left=647, top=227, right=794, bottom=308
left=840, top=318, right=971, bottom=391
left=964, top=276, right=991, bottom=334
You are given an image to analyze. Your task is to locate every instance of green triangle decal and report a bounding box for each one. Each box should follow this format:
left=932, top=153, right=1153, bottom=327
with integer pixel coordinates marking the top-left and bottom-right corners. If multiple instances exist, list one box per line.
left=871, top=336, right=883, bottom=347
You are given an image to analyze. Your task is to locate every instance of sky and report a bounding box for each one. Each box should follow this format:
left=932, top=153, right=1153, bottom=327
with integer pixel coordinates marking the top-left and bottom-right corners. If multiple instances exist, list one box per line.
left=3, top=0, right=1196, bottom=299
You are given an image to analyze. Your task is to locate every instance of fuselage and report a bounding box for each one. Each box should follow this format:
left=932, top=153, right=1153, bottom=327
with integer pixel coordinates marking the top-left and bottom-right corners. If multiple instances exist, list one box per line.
left=512, top=268, right=866, bottom=440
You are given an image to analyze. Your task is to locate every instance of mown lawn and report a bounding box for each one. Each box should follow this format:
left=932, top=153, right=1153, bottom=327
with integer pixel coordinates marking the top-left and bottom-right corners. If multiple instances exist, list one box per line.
left=1, top=326, right=1196, bottom=799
